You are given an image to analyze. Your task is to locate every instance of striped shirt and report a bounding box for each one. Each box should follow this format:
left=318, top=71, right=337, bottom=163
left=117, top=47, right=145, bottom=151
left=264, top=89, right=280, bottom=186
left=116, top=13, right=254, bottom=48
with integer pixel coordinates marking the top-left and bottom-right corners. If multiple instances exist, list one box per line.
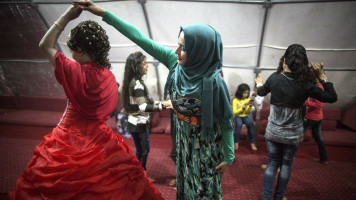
left=127, top=79, right=163, bottom=132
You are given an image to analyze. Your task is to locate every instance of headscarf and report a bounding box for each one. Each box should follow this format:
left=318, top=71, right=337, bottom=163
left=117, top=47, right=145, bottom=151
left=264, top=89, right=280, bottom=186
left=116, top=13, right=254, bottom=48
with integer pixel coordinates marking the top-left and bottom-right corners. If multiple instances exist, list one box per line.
left=165, top=24, right=233, bottom=128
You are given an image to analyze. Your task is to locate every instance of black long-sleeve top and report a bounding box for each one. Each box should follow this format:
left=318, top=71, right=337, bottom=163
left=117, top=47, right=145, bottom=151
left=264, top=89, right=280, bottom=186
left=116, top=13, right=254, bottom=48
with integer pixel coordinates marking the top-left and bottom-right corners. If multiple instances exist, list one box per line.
left=257, top=72, right=337, bottom=145
left=257, top=72, right=337, bottom=107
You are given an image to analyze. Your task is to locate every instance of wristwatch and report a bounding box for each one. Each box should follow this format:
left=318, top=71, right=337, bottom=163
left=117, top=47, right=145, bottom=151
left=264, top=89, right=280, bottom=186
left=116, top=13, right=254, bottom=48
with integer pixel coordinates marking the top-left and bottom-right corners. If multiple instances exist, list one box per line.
left=320, top=79, right=328, bottom=84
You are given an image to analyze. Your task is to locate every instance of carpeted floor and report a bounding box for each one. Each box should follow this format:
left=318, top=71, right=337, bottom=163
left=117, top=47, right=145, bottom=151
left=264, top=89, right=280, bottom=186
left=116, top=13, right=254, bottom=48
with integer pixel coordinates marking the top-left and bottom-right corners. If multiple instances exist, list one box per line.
left=129, top=134, right=356, bottom=200
left=1, top=130, right=356, bottom=200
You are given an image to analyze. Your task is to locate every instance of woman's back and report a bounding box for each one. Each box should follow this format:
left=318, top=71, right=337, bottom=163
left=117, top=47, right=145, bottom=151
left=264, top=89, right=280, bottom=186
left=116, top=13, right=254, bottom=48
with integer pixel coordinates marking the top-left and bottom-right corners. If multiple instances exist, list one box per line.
left=55, top=51, right=118, bottom=121
left=259, top=72, right=311, bottom=108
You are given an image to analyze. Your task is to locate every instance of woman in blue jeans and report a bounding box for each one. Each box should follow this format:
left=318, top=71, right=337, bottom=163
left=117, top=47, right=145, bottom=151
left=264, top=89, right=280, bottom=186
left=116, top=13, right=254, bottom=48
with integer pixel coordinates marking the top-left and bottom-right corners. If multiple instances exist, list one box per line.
left=256, top=44, right=337, bottom=200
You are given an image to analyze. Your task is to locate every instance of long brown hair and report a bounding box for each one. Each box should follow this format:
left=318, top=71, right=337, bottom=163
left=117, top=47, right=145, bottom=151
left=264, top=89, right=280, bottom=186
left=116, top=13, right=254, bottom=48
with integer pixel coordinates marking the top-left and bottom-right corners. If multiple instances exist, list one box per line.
left=122, top=51, right=147, bottom=113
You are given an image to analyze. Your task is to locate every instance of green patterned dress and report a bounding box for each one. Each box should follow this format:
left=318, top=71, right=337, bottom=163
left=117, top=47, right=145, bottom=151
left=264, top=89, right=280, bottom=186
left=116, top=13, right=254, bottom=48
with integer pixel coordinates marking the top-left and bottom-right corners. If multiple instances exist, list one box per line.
left=171, top=89, right=232, bottom=200
left=102, top=11, right=235, bottom=199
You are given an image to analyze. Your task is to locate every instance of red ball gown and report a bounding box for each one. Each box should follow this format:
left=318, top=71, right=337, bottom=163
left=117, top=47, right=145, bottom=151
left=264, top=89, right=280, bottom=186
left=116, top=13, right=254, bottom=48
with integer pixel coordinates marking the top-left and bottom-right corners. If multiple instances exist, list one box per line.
left=8, top=51, right=163, bottom=200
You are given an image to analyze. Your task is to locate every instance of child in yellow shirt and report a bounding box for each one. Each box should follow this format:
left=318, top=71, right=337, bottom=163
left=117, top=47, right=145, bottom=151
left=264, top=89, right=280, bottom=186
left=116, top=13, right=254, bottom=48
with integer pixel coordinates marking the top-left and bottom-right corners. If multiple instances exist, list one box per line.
left=232, top=83, right=257, bottom=151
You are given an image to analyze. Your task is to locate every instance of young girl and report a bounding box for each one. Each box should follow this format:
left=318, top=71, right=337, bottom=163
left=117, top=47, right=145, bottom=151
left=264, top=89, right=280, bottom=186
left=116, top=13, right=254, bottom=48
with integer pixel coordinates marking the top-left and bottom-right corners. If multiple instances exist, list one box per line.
left=232, top=83, right=257, bottom=151
left=303, top=74, right=328, bottom=164
left=122, top=51, right=167, bottom=177
left=9, top=5, right=163, bottom=199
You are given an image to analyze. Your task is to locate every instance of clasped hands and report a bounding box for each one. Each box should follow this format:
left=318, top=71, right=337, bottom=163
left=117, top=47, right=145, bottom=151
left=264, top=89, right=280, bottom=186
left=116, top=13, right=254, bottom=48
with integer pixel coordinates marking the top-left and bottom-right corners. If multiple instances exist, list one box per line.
left=161, top=100, right=173, bottom=109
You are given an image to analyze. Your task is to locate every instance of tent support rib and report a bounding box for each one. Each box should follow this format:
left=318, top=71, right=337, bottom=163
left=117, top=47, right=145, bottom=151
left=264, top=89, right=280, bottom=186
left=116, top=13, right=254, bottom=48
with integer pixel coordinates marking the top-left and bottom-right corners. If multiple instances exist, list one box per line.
left=138, top=0, right=163, bottom=100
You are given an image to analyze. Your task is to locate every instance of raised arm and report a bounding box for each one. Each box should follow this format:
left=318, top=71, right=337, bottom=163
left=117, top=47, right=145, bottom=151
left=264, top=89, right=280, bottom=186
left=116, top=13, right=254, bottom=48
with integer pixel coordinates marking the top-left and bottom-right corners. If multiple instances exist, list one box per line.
left=39, top=5, right=82, bottom=67
left=308, top=62, right=337, bottom=103
left=74, top=0, right=177, bottom=71
left=256, top=73, right=271, bottom=97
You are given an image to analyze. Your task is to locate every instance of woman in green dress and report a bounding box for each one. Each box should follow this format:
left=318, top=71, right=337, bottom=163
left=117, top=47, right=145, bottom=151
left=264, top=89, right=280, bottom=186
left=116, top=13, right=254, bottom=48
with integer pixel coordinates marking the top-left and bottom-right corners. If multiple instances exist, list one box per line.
left=74, top=1, right=235, bottom=199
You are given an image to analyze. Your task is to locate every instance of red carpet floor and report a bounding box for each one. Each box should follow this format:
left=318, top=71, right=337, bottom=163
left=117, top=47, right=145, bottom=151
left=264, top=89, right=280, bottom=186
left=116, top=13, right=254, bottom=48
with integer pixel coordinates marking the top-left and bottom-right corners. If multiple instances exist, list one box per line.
left=1, top=131, right=356, bottom=200
left=124, top=134, right=356, bottom=200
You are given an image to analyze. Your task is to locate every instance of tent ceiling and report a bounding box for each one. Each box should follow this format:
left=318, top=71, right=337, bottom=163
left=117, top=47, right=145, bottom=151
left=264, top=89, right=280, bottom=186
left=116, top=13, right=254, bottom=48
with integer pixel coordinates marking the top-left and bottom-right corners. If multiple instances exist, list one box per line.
left=0, top=0, right=355, bottom=108
left=32, top=0, right=356, bottom=70
left=2, top=0, right=355, bottom=70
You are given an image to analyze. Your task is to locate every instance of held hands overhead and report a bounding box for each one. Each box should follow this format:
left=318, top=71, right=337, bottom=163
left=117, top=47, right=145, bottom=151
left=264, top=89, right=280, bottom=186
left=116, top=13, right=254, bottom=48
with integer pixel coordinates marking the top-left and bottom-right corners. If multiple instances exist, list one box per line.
left=310, top=62, right=327, bottom=81
left=62, top=4, right=82, bottom=21
left=73, top=0, right=106, bottom=17
left=52, top=4, right=82, bottom=31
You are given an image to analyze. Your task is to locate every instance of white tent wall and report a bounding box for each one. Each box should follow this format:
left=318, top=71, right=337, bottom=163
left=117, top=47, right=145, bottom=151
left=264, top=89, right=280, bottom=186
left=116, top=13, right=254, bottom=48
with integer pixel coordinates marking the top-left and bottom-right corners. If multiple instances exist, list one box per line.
left=0, top=3, right=66, bottom=97
left=1, top=0, right=355, bottom=109
left=140, top=1, right=264, bottom=101
left=0, top=61, right=64, bottom=96
left=260, top=1, right=356, bottom=108
left=36, top=1, right=265, bottom=101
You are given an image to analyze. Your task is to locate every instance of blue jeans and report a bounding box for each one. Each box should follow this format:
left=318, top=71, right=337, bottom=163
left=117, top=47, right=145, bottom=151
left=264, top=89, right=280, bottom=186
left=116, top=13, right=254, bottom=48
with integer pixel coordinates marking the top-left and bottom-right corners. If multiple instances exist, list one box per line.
left=304, top=119, right=328, bottom=162
left=234, top=116, right=255, bottom=144
left=131, top=128, right=150, bottom=170
left=262, top=139, right=301, bottom=200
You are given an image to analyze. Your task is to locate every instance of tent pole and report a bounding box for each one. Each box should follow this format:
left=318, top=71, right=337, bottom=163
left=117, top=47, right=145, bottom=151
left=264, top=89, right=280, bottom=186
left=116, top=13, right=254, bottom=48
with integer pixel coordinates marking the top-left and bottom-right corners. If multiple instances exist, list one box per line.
left=254, top=0, right=271, bottom=147
left=256, top=0, right=271, bottom=75
left=30, top=3, right=64, bottom=57
left=138, top=0, right=163, bottom=100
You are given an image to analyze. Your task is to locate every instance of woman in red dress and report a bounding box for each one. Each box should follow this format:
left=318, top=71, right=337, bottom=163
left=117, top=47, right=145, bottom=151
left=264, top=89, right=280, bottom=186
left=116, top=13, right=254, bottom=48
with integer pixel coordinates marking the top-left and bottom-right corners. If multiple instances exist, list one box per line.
left=9, top=5, right=163, bottom=200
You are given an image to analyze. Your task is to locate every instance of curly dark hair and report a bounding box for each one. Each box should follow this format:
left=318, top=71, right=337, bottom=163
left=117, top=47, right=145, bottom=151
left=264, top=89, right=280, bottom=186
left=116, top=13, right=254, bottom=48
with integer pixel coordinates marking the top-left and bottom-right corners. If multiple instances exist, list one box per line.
left=122, top=51, right=147, bottom=113
left=277, top=44, right=313, bottom=83
left=235, top=83, right=250, bottom=99
left=67, top=20, right=111, bottom=69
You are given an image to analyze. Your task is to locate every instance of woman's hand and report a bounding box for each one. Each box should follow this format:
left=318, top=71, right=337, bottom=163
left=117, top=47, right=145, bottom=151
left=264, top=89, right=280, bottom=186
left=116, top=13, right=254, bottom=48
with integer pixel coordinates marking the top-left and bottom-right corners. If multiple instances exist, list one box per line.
left=255, top=73, right=263, bottom=87
left=162, top=100, right=173, bottom=109
left=62, top=4, right=82, bottom=21
left=73, top=0, right=106, bottom=17
left=310, top=62, right=327, bottom=81
left=215, top=161, right=229, bottom=173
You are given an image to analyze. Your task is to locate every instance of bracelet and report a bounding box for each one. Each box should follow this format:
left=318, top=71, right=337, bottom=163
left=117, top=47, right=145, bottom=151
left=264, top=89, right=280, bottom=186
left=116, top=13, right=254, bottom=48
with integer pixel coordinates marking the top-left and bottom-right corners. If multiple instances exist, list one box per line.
left=256, top=83, right=263, bottom=87
left=320, top=79, right=328, bottom=84
left=54, top=21, right=64, bottom=31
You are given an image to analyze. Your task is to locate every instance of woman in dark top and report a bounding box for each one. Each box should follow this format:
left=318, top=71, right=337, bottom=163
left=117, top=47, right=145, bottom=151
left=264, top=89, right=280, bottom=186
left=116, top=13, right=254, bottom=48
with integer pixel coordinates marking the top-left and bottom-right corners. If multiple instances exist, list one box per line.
left=255, top=44, right=337, bottom=200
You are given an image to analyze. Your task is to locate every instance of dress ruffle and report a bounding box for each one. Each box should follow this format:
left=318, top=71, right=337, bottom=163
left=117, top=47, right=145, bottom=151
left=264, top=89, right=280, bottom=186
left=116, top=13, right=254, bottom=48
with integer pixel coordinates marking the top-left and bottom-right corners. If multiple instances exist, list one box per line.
left=9, top=105, right=163, bottom=200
